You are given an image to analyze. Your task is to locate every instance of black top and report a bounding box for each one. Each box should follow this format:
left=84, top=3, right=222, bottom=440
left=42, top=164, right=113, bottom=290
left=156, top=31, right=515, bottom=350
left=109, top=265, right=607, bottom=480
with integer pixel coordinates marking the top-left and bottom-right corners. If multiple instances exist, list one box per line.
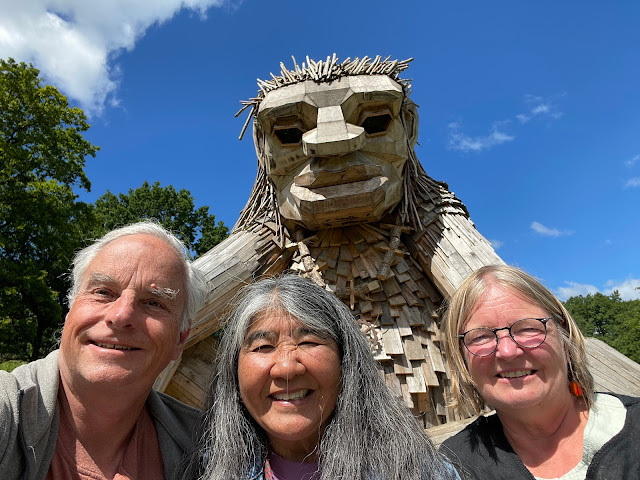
left=441, top=393, right=640, bottom=480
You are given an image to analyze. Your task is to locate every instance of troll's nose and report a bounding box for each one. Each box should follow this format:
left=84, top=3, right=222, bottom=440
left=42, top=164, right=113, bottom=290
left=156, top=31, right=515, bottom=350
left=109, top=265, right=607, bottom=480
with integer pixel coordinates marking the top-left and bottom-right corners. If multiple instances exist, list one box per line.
left=302, top=106, right=365, bottom=157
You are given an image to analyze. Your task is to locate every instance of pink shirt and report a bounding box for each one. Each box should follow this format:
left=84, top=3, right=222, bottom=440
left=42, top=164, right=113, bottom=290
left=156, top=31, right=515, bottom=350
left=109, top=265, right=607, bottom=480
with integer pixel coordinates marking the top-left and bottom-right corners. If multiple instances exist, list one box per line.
left=47, top=392, right=165, bottom=480
left=266, top=450, right=321, bottom=480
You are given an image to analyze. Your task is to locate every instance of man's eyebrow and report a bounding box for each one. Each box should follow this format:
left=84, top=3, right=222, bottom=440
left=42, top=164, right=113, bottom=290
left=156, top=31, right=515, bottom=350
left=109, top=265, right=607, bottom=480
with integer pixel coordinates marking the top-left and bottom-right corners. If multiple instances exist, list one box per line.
left=83, top=273, right=116, bottom=289
left=148, top=283, right=179, bottom=301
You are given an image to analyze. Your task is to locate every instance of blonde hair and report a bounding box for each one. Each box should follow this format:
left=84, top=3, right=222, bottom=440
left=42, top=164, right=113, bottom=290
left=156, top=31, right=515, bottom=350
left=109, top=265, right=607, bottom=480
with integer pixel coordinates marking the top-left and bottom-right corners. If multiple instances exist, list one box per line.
left=442, top=265, right=594, bottom=413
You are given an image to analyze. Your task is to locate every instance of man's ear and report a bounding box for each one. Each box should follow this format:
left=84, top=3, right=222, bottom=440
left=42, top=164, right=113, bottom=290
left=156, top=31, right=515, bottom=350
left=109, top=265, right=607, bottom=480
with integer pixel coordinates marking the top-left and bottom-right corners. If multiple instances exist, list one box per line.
left=172, top=328, right=190, bottom=361
left=402, top=99, right=419, bottom=147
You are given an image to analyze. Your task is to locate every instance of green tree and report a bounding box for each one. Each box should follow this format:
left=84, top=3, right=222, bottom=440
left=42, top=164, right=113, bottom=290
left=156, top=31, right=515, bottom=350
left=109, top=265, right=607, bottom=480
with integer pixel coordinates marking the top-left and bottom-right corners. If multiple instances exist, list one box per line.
left=564, top=292, right=640, bottom=363
left=564, top=292, right=623, bottom=341
left=0, top=58, right=98, bottom=360
left=91, top=181, right=228, bottom=257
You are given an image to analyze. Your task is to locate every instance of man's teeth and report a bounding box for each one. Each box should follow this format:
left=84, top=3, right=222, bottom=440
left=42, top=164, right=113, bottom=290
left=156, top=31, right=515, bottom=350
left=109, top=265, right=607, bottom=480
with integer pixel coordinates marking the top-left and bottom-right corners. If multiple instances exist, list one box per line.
left=499, top=370, right=533, bottom=378
left=96, top=342, right=135, bottom=351
left=272, top=389, right=310, bottom=401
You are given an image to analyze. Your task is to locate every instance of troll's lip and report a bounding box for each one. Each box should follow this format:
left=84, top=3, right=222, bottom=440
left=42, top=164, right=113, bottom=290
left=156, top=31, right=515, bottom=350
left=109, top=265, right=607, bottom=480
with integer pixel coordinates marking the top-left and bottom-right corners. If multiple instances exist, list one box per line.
left=497, top=370, right=535, bottom=379
left=91, top=341, right=140, bottom=351
left=270, top=389, right=311, bottom=401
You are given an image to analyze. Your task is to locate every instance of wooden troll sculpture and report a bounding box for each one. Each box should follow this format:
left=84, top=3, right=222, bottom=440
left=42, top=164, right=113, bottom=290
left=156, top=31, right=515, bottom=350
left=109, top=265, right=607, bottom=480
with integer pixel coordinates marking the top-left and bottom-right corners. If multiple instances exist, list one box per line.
left=156, top=55, right=503, bottom=428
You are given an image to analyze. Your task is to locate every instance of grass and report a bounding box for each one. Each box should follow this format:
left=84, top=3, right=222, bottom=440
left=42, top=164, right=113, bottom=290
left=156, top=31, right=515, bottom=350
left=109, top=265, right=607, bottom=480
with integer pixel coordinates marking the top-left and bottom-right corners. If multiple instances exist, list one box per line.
left=0, top=360, right=27, bottom=372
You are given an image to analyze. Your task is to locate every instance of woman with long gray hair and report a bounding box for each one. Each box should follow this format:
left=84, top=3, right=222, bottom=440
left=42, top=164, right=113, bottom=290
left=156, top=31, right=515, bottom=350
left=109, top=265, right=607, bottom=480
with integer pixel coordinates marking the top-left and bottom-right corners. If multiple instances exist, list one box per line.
left=184, top=274, right=458, bottom=480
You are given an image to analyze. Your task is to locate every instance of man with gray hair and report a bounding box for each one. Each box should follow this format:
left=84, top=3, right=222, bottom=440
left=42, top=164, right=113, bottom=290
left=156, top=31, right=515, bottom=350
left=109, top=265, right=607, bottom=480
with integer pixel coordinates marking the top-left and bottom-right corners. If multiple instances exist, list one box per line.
left=0, top=221, right=207, bottom=480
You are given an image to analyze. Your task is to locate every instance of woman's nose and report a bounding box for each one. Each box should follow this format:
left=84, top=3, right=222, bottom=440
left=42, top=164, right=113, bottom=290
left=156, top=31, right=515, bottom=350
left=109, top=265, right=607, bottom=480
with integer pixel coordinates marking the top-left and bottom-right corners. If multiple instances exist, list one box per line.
left=494, top=332, right=524, bottom=359
left=270, top=348, right=306, bottom=379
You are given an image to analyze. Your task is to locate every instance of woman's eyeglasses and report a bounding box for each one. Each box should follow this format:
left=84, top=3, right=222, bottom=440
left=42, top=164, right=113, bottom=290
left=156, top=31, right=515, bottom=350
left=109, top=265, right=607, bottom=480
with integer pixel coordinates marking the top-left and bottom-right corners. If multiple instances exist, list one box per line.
left=458, top=317, right=552, bottom=357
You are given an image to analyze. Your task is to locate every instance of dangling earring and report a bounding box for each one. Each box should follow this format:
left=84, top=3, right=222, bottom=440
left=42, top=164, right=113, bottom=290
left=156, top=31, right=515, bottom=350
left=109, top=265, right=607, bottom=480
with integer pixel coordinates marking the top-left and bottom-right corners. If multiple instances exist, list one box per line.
left=569, top=381, right=584, bottom=397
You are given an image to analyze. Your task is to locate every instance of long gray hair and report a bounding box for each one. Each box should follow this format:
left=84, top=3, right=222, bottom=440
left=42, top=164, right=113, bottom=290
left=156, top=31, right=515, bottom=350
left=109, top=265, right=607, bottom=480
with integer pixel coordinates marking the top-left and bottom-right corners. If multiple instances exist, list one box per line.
left=186, top=274, right=457, bottom=480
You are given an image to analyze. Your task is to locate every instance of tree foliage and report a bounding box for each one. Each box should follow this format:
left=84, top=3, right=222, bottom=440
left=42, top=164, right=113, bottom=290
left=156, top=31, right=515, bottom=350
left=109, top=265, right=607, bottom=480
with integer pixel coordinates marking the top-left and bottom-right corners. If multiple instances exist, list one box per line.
left=0, top=58, right=98, bottom=360
left=0, top=59, right=228, bottom=363
left=564, top=292, right=640, bottom=363
left=91, top=181, right=228, bottom=257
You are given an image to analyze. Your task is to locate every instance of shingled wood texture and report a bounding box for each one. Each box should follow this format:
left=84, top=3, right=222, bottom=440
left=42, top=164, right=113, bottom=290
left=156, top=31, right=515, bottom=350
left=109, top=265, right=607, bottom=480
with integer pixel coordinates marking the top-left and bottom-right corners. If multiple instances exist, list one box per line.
left=157, top=173, right=503, bottom=428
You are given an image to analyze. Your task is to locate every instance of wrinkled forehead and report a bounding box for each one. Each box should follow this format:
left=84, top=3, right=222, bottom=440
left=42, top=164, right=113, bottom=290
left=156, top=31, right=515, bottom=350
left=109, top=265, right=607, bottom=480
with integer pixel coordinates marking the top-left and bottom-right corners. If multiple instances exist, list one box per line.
left=257, top=75, right=404, bottom=120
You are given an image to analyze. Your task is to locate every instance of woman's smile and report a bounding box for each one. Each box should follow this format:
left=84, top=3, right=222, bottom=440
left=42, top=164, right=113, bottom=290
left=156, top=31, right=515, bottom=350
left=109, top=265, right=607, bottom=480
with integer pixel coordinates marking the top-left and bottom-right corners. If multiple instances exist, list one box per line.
left=237, top=311, right=342, bottom=461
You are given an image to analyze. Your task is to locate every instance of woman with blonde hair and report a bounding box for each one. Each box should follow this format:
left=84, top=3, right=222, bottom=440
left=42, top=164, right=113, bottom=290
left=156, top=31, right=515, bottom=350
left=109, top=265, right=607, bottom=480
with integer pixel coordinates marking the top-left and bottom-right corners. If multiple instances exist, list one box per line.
left=440, top=265, right=639, bottom=479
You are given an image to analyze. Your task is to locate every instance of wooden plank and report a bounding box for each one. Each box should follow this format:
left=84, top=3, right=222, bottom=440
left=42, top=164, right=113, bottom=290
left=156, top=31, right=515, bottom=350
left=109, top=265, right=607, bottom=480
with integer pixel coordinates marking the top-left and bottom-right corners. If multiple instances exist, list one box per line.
left=421, top=357, right=441, bottom=387
left=359, top=300, right=373, bottom=313
left=336, top=260, right=351, bottom=277
left=404, top=337, right=425, bottom=360
left=395, top=313, right=413, bottom=336
left=400, top=380, right=415, bottom=409
left=406, top=362, right=427, bottom=393
left=404, top=305, right=425, bottom=327
left=388, top=294, right=407, bottom=308
left=425, top=337, right=447, bottom=373
left=353, top=256, right=370, bottom=279
left=381, top=325, right=404, bottom=355
left=393, top=355, right=413, bottom=375
left=358, top=251, right=379, bottom=278
left=327, top=245, right=340, bottom=260
left=383, top=362, right=403, bottom=397
left=339, top=244, right=353, bottom=262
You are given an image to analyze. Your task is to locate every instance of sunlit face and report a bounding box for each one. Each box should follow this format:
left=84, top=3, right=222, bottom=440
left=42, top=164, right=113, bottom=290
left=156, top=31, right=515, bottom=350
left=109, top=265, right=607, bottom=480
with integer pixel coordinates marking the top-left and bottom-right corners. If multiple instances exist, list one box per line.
left=237, top=311, right=342, bottom=461
left=59, top=234, right=188, bottom=394
left=256, top=75, right=411, bottom=230
left=462, top=284, right=570, bottom=414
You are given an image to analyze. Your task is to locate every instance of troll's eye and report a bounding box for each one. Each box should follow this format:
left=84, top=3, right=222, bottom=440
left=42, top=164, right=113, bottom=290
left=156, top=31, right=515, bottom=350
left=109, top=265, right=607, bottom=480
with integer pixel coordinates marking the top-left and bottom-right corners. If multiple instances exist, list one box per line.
left=360, top=113, right=392, bottom=135
left=274, top=127, right=304, bottom=145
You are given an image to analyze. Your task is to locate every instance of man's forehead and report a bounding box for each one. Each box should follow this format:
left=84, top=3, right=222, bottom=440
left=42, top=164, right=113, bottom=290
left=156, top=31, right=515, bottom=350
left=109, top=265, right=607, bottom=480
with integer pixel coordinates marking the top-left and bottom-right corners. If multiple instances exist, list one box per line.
left=258, top=75, right=403, bottom=114
left=82, top=234, right=186, bottom=287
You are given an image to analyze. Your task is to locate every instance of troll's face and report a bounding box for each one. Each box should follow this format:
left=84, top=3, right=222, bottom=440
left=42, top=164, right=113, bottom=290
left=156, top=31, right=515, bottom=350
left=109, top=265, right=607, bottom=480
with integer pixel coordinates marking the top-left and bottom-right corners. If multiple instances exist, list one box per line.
left=256, top=75, right=416, bottom=230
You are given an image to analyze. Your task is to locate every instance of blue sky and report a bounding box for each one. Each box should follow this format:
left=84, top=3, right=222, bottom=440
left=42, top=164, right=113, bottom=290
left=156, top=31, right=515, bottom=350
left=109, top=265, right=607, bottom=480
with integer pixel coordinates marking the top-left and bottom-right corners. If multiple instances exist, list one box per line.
left=2, top=1, right=639, bottom=300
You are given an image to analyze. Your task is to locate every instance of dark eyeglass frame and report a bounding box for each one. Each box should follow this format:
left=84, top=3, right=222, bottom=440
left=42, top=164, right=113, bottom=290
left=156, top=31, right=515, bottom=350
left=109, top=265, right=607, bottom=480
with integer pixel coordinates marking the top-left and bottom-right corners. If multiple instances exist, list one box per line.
left=457, top=317, right=553, bottom=357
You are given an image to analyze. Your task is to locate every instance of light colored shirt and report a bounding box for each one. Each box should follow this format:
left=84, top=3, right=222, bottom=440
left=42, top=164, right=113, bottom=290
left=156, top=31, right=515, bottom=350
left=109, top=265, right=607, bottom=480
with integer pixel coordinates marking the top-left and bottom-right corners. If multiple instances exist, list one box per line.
left=536, top=393, right=626, bottom=480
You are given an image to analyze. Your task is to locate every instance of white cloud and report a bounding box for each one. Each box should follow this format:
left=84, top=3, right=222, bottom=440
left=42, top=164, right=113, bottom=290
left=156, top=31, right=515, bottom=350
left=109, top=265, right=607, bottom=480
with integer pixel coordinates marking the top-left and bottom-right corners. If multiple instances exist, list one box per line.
left=449, top=94, right=563, bottom=151
left=624, top=154, right=639, bottom=168
left=447, top=121, right=514, bottom=152
left=557, top=278, right=640, bottom=301
left=0, top=0, right=230, bottom=116
left=516, top=94, right=563, bottom=124
left=488, top=239, right=503, bottom=250
left=604, top=278, right=640, bottom=300
left=624, top=177, right=640, bottom=189
left=531, top=104, right=550, bottom=115
left=530, top=221, right=574, bottom=237
left=556, top=281, right=599, bottom=300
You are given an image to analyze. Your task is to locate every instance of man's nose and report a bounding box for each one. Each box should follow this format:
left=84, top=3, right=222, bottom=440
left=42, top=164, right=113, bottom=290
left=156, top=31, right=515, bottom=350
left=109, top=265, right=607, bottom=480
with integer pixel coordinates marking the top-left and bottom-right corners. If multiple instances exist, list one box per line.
left=106, top=294, right=137, bottom=328
left=270, top=348, right=306, bottom=379
left=302, top=106, right=365, bottom=157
